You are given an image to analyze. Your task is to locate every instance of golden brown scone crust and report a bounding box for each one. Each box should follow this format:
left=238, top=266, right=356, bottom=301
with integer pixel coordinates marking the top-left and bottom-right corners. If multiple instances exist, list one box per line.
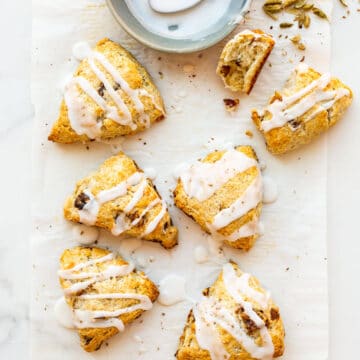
left=59, top=246, right=159, bottom=352
left=48, top=38, right=165, bottom=143
left=217, top=30, right=275, bottom=94
left=173, top=146, right=261, bottom=251
left=176, top=262, right=285, bottom=360
left=64, top=152, right=178, bottom=249
left=252, top=66, right=353, bottom=155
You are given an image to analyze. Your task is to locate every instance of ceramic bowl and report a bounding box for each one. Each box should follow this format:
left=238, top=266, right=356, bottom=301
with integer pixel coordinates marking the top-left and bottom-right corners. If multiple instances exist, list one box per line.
left=106, top=0, right=252, bottom=53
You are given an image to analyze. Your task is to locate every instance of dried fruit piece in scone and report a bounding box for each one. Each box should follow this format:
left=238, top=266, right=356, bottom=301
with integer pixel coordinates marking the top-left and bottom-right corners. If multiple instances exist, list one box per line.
left=48, top=38, right=165, bottom=143
left=173, top=146, right=262, bottom=251
left=58, top=246, right=159, bottom=352
left=217, top=29, right=275, bottom=94
left=64, top=152, right=178, bottom=249
left=252, top=63, right=353, bottom=154
left=176, top=262, right=285, bottom=360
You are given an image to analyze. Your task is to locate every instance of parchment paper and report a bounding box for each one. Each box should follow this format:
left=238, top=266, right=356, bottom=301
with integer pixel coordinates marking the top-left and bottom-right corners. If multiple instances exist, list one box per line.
left=31, top=0, right=331, bottom=359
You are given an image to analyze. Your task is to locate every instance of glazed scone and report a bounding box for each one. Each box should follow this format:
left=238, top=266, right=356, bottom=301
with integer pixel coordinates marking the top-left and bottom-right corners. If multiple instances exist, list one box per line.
left=252, top=63, right=353, bottom=155
left=217, top=30, right=275, bottom=94
left=176, top=262, right=285, bottom=360
left=64, top=152, right=178, bottom=249
left=48, top=38, right=165, bottom=143
left=58, top=246, right=159, bottom=352
left=173, top=146, right=262, bottom=251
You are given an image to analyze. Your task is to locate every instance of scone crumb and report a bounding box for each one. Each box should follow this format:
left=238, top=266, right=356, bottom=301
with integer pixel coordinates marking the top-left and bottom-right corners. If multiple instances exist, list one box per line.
left=245, top=130, right=253, bottom=138
left=183, top=64, right=195, bottom=74
left=223, top=98, right=240, bottom=112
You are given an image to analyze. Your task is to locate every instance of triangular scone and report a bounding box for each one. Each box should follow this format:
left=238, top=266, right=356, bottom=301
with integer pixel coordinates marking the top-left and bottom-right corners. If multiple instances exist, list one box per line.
left=64, top=152, right=178, bottom=249
left=217, top=30, right=275, bottom=94
left=58, top=246, right=159, bottom=352
left=48, top=38, right=165, bottom=143
left=252, top=63, right=353, bottom=154
left=173, top=146, right=262, bottom=251
left=176, top=262, right=285, bottom=360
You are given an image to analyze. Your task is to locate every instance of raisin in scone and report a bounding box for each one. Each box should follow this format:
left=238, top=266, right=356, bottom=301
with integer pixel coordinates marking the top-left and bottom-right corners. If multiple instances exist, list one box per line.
left=48, top=38, right=165, bottom=143
left=64, top=152, right=178, bottom=249
left=58, top=246, right=159, bottom=352
left=173, top=146, right=262, bottom=251
left=217, top=30, right=275, bottom=94
left=176, top=262, right=285, bottom=360
left=252, top=63, right=353, bottom=155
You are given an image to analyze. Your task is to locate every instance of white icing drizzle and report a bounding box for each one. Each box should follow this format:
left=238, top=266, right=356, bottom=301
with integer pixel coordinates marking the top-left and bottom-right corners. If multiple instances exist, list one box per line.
left=87, top=57, right=134, bottom=129
left=78, top=171, right=167, bottom=237
left=226, top=217, right=259, bottom=242
left=193, top=264, right=274, bottom=360
left=59, top=253, right=134, bottom=295
left=210, top=175, right=262, bottom=231
left=65, top=42, right=164, bottom=138
left=222, top=264, right=270, bottom=312
left=142, top=200, right=167, bottom=235
left=73, top=293, right=152, bottom=331
left=179, top=149, right=258, bottom=202
left=261, top=66, right=350, bottom=132
left=124, top=179, right=148, bottom=212
left=112, top=198, right=161, bottom=236
left=193, top=299, right=229, bottom=360
left=78, top=172, right=143, bottom=226
left=58, top=252, right=152, bottom=331
left=96, top=172, right=144, bottom=204
left=64, top=79, right=103, bottom=138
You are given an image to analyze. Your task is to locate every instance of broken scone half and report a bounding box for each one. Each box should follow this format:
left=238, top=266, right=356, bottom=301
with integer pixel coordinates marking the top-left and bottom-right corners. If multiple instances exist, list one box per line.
left=64, top=152, right=178, bottom=249
left=173, top=146, right=262, bottom=251
left=58, top=246, right=159, bottom=352
left=252, top=63, right=353, bottom=155
left=48, top=38, right=165, bottom=143
left=176, top=262, right=285, bottom=360
left=217, top=30, right=275, bottom=94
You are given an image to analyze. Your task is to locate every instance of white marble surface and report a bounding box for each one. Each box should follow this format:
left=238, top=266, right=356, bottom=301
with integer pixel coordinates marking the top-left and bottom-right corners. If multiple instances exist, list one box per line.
left=0, top=0, right=359, bottom=359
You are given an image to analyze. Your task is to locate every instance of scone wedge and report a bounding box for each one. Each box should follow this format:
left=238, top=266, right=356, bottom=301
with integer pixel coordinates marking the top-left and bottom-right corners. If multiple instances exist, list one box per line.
left=49, top=38, right=165, bottom=143
left=64, top=152, right=178, bottom=249
left=176, top=262, right=285, bottom=360
left=58, top=246, right=159, bottom=352
left=174, top=146, right=262, bottom=251
left=252, top=63, right=353, bottom=154
left=217, top=30, right=275, bottom=94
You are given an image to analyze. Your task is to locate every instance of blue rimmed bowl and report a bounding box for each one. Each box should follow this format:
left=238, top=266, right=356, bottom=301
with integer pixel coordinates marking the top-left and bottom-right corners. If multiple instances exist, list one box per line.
left=106, top=0, right=252, bottom=53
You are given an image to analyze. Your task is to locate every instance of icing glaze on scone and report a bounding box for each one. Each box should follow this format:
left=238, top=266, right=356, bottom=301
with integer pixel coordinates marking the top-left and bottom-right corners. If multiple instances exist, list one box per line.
left=64, top=153, right=178, bottom=249
left=193, top=264, right=273, bottom=360
left=208, top=174, right=262, bottom=233
left=252, top=64, right=353, bottom=154
left=179, top=149, right=258, bottom=202
left=58, top=247, right=159, bottom=352
left=260, top=65, right=350, bottom=133
left=174, top=147, right=263, bottom=250
left=64, top=42, right=162, bottom=138
left=48, top=39, right=166, bottom=143
left=176, top=263, right=285, bottom=360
